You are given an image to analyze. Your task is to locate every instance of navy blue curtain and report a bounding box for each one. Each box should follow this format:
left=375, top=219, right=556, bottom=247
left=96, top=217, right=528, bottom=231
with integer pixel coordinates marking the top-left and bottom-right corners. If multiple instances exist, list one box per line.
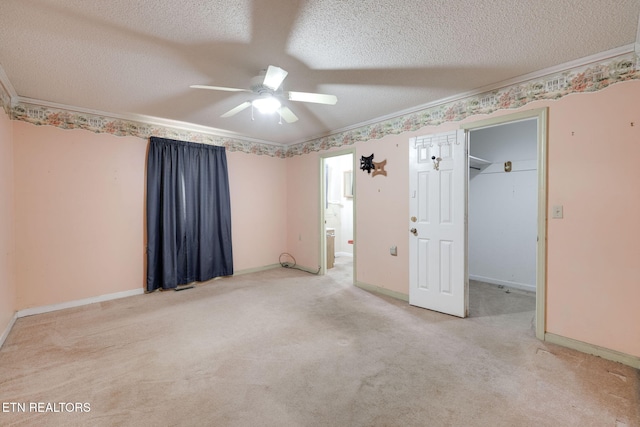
left=146, top=137, right=233, bottom=291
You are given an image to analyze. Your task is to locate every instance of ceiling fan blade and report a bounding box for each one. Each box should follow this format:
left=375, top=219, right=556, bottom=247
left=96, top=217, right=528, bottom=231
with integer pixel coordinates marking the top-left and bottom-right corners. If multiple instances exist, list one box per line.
left=221, top=101, right=251, bottom=118
left=190, top=84, right=249, bottom=92
left=263, top=66, right=288, bottom=91
left=278, top=106, right=298, bottom=123
left=288, top=91, right=337, bottom=105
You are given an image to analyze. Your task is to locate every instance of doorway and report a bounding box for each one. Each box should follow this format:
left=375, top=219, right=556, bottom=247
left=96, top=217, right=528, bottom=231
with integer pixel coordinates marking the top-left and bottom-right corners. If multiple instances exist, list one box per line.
left=321, top=151, right=355, bottom=283
left=467, top=119, right=538, bottom=318
left=408, top=108, right=547, bottom=339
left=463, top=108, right=547, bottom=339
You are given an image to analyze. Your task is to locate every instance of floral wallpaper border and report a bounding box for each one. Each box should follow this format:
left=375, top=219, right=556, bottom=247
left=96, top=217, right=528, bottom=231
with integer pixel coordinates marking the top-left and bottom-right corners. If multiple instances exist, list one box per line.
left=286, top=51, right=639, bottom=157
left=8, top=102, right=288, bottom=158
left=2, top=51, right=638, bottom=158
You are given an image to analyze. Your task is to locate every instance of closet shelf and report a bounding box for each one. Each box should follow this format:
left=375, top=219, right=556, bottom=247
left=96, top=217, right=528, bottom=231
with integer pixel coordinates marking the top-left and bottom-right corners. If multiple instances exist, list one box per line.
left=469, top=155, right=491, bottom=171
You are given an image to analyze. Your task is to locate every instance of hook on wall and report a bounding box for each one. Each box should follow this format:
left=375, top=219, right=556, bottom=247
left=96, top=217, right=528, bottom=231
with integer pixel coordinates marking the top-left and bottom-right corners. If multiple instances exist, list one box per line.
left=431, top=156, right=442, bottom=170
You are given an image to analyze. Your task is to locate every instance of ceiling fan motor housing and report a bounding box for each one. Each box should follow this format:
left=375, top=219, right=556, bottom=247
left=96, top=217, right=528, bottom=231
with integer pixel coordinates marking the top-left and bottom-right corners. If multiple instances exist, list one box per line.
left=250, top=75, right=281, bottom=96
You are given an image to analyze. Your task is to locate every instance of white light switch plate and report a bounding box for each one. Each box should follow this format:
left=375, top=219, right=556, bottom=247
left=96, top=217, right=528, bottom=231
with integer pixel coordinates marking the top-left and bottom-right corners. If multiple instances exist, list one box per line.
left=552, top=205, right=563, bottom=219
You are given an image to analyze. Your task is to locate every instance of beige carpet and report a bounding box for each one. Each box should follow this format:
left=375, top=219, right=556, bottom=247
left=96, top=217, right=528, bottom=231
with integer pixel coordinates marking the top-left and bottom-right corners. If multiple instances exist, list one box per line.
left=1, top=266, right=638, bottom=426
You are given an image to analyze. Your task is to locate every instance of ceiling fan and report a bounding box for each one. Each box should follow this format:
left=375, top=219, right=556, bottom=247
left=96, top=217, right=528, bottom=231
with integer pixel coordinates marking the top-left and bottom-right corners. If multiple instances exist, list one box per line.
left=190, top=65, right=337, bottom=123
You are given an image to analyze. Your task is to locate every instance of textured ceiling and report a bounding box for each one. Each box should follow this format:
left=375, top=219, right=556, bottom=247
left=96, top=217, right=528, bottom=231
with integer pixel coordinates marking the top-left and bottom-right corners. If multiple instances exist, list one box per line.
left=1, top=0, right=639, bottom=145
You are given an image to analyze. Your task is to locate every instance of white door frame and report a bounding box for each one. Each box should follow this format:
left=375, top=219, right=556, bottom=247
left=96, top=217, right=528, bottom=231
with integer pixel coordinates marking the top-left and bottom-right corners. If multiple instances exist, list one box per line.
left=462, top=107, right=548, bottom=339
left=320, top=149, right=356, bottom=281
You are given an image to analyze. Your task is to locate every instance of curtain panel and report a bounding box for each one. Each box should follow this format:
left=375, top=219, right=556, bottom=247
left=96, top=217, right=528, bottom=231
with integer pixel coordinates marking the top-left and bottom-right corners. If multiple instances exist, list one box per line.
left=146, top=137, right=233, bottom=291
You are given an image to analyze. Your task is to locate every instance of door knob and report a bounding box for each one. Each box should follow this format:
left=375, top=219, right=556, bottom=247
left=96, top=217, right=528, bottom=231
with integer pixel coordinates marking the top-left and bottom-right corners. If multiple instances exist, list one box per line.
left=410, top=228, right=418, bottom=236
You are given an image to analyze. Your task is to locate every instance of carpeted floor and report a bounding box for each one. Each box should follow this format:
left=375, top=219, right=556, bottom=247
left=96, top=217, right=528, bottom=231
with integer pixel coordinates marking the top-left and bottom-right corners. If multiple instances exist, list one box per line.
left=0, top=265, right=638, bottom=426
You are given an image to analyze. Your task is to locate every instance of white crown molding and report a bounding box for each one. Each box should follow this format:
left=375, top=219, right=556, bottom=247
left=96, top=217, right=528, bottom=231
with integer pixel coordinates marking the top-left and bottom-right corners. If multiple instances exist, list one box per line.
left=286, top=47, right=639, bottom=156
left=0, top=63, right=17, bottom=115
left=636, top=12, right=640, bottom=53
left=5, top=45, right=639, bottom=157
left=16, top=96, right=285, bottom=148
left=0, top=63, right=17, bottom=100
left=294, top=44, right=638, bottom=146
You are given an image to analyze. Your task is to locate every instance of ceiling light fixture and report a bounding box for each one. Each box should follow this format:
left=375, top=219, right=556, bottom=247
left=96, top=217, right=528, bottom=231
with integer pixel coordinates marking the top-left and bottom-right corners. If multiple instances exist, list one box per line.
left=252, top=96, right=281, bottom=114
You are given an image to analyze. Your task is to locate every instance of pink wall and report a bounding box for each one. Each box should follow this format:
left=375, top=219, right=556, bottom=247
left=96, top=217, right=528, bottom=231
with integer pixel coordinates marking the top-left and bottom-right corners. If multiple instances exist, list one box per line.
left=0, top=107, right=16, bottom=333
left=227, top=151, right=287, bottom=271
left=285, top=153, right=320, bottom=271
left=355, top=136, right=410, bottom=294
left=285, top=81, right=640, bottom=358
left=12, top=124, right=288, bottom=310
left=14, top=123, right=147, bottom=309
left=545, top=82, right=640, bottom=357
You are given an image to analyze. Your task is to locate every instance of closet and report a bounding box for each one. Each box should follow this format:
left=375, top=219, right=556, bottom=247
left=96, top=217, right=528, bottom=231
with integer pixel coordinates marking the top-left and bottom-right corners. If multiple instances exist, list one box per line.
left=468, top=119, right=538, bottom=293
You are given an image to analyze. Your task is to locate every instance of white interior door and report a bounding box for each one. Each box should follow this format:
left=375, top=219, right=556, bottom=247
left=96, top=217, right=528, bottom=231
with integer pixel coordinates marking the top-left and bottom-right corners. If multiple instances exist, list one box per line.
left=409, top=130, right=468, bottom=317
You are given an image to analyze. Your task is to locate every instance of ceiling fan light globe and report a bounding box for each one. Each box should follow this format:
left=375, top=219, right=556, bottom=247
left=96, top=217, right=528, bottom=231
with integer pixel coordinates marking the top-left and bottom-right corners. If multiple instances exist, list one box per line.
left=252, top=97, right=281, bottom=114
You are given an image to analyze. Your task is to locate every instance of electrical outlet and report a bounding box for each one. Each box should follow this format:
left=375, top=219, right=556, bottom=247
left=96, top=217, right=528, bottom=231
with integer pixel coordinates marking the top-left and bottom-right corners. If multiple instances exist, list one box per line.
left=552, top=205, right=563, bottom=219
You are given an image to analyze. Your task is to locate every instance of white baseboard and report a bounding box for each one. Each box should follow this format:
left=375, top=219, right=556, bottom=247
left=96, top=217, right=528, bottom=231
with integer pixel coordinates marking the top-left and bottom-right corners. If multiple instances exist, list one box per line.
left=0, top=312, right=18, bottom=349
left=14, top=264, right=284, bottom=319
left=232, top=263, right=281, bottom=276
left=1, top=263, right=297, bottom=347
left=236, top=263, right=325, bottom=275
left=17, top=288, right=145, bottom=318
left=545, top=332, right=640, bottom=369
left=356, top=281, right=409, bottom=302
left=287, top=264, right=321, bottom=274
left=469, top=274, right=536, bottom=293
left=335, top=252, right=353, bottom=258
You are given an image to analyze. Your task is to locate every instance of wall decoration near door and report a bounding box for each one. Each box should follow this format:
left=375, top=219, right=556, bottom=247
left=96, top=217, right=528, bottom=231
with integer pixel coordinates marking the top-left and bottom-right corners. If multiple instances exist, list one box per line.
left=372, top=159, right=387, bottom=177
left=360, top=154, right=375, bottom=174
left=360, top=153, right=388, bottom=177
left=146, top=137, right=233, bottom=291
